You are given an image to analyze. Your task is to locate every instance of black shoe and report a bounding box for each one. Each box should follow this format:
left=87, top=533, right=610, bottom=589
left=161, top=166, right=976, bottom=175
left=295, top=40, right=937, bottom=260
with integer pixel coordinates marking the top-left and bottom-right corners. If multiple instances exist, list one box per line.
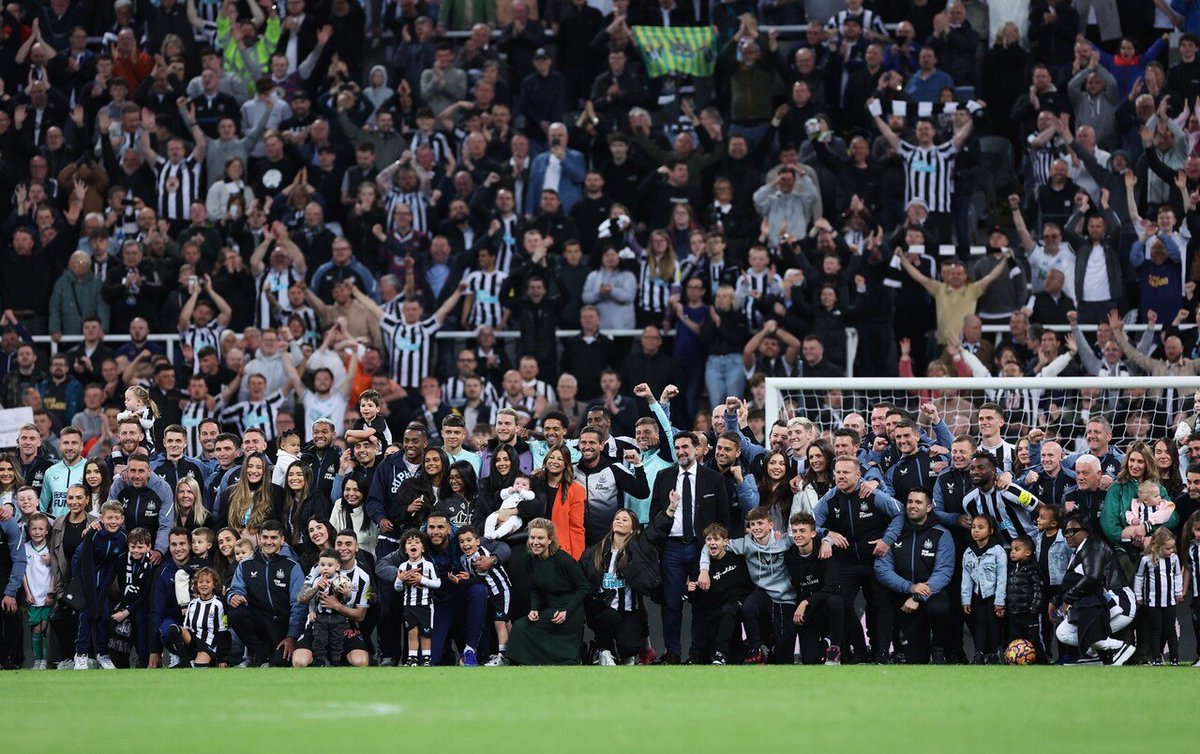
left=683, top=655, right=706, bottom=665
left=655, top=652, right=681, bottom=665
left=972, top=651, right=986, bottom=665
left=890, top=652, right=906, bottom=665
left=931, top=648, right=946, bottom=665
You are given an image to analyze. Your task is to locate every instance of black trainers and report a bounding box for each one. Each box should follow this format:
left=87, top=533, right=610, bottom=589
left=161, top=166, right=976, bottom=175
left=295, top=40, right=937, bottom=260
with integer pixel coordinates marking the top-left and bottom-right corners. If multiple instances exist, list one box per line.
left=655, top=652, right=681, bottom=665
left=742, top=648, right=766, bottom=665
left=931, top=647, right=946, bottom=665
left=711, top=652, right=727, bottom=665
left=972, top=651, right=986, bottom=665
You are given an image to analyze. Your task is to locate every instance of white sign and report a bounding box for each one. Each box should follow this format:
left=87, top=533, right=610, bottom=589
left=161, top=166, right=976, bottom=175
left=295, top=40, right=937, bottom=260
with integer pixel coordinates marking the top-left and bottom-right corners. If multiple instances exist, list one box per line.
left=0, top=407, right=34, bottom=448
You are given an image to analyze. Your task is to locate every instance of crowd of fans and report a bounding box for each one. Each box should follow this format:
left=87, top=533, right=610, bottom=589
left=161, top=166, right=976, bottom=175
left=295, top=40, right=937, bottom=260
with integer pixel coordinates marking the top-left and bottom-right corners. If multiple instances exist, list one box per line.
left=1, top=0, right=1200, bottom=670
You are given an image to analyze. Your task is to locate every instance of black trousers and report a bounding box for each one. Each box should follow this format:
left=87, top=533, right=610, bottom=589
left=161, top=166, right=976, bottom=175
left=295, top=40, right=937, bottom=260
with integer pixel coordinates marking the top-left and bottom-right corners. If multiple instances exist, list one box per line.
left=797, top=595, right=845, bottom=664
left=1141, top=605, right=1180, bottom=661
left=743, top=589, right=798, bottom=665
left=709, top=599, right=752, bottom=658
left=227, top=605, right=289, bottom=666
left=584, top=601, right=644, bottom=661
left=0, top=608, right=22, bottom=667
left=969, top=594, right=1002, bottom=655
left=1007, top=612, right=1045, bottom=662
left=894, top=591, right=950, bottom=664
left=375, top=538, right=404, bottom=660
left=840, top=560, right=893, bottom=660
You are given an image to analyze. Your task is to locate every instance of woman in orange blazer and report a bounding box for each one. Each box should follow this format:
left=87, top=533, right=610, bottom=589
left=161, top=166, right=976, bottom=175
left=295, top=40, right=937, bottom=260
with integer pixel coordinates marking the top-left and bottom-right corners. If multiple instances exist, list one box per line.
left=537, top=445, right=586, bottom=559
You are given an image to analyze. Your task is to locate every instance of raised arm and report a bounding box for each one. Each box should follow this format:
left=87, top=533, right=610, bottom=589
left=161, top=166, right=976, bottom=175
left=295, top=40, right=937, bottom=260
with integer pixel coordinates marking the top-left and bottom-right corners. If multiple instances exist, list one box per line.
left=869, top=100, right=901, bottom=151
left=895, top=250, right=936, bottom=294
left=432, top=282, right=466, bottom=325
left=950, top=113, right=974, bottom=150
left=1008, top=195, right=1035, bottom=253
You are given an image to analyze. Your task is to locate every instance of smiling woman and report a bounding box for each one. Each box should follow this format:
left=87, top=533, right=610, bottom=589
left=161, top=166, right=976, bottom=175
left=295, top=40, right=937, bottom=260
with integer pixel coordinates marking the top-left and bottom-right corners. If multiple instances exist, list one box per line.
left=505, top=518, right=591, bottom=665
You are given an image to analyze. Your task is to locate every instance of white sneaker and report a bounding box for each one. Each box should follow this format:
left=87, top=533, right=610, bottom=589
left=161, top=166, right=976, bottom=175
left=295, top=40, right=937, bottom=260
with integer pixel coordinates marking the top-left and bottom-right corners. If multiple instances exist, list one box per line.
left=623, top=657, right=638, bottom=666
left=32, top=660, right=46, bottom=670
left=483, top=653, right=509, bottom=666
left=597, top=650, right=617, bottom=666
left=56, top=658, right=74, bottom=670
left=96, top=655, right=116, bottom=670
left=73, top=654, right=89, bottom=670
left=1193, top=657, right=1200, bottom=667
left=1107, top=643, right=1136, bottom=667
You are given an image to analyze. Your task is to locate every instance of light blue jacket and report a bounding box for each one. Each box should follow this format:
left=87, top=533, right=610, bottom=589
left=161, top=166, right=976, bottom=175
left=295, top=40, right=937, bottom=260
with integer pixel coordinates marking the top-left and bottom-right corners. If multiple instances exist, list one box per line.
left=962, top=543, right=1008, bottom=606
left=1034, top=529, right=1070, bottom=586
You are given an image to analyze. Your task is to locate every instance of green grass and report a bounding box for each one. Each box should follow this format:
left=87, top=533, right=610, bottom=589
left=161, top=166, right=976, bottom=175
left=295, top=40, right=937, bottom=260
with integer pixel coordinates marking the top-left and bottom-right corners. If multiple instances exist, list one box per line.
left=2, top=667, right=1197, bottom=752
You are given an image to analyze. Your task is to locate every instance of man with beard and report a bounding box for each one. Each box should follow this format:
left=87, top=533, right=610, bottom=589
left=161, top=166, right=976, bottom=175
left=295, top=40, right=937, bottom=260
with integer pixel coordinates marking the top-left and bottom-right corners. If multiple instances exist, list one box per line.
left=708, top=430, right=760, bottom=538
left=39, top=427, right=87, bottom=518
left=227, top=521, right=306, bottom=667
left=301, top=418, right=341, bottom=498
left=575, top=426, right=649, bottom=546
left=479, top=408, right=535, bottom=477
left=109, top=454, right=174, bottom=560
left=36, top=355, right=83, bottom=429
left=874, top=489, right=956, bottom=664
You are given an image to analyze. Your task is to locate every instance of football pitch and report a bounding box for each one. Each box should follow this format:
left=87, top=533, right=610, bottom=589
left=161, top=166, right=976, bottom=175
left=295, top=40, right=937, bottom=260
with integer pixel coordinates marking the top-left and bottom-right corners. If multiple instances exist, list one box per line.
left=1, top=667, right=1196, bottom=752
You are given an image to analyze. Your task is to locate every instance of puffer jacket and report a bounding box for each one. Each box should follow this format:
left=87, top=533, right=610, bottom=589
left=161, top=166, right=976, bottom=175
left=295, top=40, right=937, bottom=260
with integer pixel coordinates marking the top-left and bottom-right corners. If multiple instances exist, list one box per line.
left=49, top=270, right=110, bottom=334
left=1005, top=557, right=1044, bottom=615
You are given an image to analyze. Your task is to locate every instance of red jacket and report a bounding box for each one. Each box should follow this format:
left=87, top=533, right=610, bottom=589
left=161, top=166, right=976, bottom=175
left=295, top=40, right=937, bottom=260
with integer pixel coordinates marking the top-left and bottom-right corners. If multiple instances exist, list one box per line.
left=550, top=481, right=586, bottom=560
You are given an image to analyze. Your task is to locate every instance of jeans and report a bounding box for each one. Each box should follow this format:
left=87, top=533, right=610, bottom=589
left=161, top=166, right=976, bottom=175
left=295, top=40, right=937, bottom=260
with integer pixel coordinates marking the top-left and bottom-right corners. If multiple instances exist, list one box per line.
left=430, top=583, right=488, bottom=665
left=705, top=353, right=746, bottom=406
left=730, top=122, right=771, bottom=154
left=1077, top=299, right=1119, bottom=325
left=661, top=539, right=704, bottom=657
left=681, top=360, right=706, bottom=423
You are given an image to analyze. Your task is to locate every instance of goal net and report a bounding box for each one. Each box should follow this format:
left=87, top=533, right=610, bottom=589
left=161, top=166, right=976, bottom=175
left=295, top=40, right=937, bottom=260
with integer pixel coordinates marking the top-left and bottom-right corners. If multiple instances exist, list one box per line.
left=764, top=376, right=1200, bottom=451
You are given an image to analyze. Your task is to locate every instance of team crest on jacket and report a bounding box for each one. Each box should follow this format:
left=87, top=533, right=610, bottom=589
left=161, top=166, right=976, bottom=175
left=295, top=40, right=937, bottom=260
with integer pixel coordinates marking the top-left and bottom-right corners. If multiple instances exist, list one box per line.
left=945, top=483, right=955, bottom=494
left=860, top=502, right=869, bottom=511
left=899, top=467, right=909, bottom=475
left=924, top=539, right=933, bottom=549
left=275, top=569, right=285, bottom=579
left=250, top=570, right=259, bottom=578
left=145, top=501, right=157, bottom=515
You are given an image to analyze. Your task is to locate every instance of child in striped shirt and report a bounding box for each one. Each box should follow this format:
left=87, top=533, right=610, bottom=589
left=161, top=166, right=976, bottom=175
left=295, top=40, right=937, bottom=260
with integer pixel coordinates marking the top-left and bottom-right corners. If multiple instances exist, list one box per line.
left=394, top=530, right=440, bottom=666
left=299, top=550, right=353, bottom=667
left=181, top=568, right=230, bottom=667
left=1134, top=528, right=1184, bottom=665
left=457, top=527, right=512, bottom=666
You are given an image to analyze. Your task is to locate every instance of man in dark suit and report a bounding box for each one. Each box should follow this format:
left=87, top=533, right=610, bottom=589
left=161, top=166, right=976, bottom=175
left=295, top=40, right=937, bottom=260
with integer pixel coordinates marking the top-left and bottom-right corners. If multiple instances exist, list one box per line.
left=649, top=432, right=730, bottom=664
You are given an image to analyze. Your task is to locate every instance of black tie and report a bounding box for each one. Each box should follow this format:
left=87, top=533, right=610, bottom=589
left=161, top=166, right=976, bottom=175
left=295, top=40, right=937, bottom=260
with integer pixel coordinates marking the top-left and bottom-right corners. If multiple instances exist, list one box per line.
left=681, top=471, right=694, bottom=543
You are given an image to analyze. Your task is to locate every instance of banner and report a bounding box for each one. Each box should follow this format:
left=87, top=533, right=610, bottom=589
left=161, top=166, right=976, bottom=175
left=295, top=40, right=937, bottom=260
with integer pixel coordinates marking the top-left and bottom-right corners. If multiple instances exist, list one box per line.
left=0, top=407, right=33, bottom=448
left=632, top=25, right=718, bottom=78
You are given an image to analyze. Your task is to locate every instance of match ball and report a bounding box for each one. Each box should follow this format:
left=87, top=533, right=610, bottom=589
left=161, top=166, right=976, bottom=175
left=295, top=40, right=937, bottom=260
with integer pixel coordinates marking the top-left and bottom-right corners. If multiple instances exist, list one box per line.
left=1004, top=639, right=1037, bottom=665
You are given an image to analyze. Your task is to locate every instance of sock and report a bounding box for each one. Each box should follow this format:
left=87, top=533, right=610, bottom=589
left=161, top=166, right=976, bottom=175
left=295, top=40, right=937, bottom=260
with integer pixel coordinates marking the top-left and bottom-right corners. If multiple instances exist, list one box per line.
left=407, top=650, right=417, bottom=660
left=31, top=634, right=45, bottom=661
left=464, top=645, right=475, bottom=655
left=497, top=643, right=507, bottom=654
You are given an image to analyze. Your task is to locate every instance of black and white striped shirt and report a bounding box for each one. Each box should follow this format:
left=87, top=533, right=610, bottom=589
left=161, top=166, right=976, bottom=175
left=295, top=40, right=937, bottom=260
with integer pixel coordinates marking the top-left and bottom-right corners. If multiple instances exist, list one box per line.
left=409, top=131, right=452, bottom=167
left=397, top=558, right=440, bottom=606
left=826, top=8, right=888, bottom=37
left=277, top=304, right=321, bottom=345
left=522, top=379, right=556, bottom=405
left=184, top=596, right=227, bottom=649
left=898, top=141, right=957, bottom=213
left=462, top=546, right=511, bottom=601
left=492, top=215, right=521, bottom=274
left=1026, top=133, right=1066, bottom=189
left=637, top=258, right=675, bottom=318
left=444, top=375, right=502, bottom=408
left=962, top=484, right=1039, bottom=545
left=384, top=189, right=430, bottom=234
left=256, top=267, right=303, bottom=329
left=154, top=156, right=203, bottom=221
left=978, top=440, right=1015, bottom=474
left=180, top=400, right=211, bottom=458
left=306, top=564, right=372, bottom=615
left=737, top=269, right=780, bottom=327
left=380, top=312, right=441, bottom=389
left=463, top=269, right=508, bottom=327
left=1134, top=553, right=1182, bottom=608
left=181, top=320, right=224, bottom=374
left=218, top=391, right=286, bottom=440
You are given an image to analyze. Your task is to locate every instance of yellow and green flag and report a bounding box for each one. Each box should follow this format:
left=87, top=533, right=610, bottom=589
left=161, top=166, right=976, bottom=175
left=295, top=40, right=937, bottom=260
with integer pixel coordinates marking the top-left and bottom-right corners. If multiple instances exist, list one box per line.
left=632, top=25, right=718, bottom=78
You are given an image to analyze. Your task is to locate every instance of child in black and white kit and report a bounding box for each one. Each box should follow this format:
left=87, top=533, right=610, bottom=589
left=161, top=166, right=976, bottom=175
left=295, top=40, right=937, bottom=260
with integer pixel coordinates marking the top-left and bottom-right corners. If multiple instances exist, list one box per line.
left=181, top=568, right=230, bottom=667
left=457, top=527, right=513, bottom=666
left=394, top=530, right=440, bottom=666
left=300, top=549, right=353, bottom=666
left=1134, top=528, right=1184, bottom=665
left=1182, top=512, right=1200, bottom=667
left=484, top=474, right=534, bottom=540
left=118, top=386, right=159, bottom=455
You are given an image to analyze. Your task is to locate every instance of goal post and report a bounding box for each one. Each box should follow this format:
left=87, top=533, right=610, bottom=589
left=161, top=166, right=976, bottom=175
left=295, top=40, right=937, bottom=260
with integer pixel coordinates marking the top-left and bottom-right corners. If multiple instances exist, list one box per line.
left=764, top=376, right=1200, bottom=449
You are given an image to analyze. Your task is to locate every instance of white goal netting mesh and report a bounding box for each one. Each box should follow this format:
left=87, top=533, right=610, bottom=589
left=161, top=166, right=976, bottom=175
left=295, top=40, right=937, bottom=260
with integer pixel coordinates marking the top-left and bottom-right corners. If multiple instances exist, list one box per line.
left=764, top=377, right=1200, bottom=451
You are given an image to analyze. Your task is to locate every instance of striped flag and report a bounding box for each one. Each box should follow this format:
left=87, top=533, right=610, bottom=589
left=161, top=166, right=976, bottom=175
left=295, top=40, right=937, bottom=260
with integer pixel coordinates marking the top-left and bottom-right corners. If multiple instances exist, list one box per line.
left=632, top=25, right=718, bottom=78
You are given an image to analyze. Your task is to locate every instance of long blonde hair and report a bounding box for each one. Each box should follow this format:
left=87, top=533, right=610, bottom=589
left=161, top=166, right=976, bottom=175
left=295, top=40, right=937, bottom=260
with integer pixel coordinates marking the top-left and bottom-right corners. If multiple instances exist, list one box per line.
left=126, top=385, right=161, bottom=418
left=226, top=453, right=272, bottom=531
left=646, top=229, right=679, bottom=283
left=175, top=477, right=209, bottom=527
left=1146, top=527, right=1175, bottom=565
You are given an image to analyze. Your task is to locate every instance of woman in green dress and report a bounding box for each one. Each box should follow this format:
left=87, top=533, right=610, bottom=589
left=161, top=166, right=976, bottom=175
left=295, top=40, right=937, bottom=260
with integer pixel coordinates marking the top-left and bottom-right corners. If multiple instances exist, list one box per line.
left=506, top=518, right=591, bottom=665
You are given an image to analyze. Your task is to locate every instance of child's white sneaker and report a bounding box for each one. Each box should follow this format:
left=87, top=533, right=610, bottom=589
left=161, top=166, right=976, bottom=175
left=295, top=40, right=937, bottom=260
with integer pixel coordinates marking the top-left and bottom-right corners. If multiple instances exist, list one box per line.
left=73, top=654, right=89, bottom=670
left=484, top=653, right=508, bottom=666
left=96, top=655, right=116, bottom=670
left=32, top=660, right=46, bottom=670
left=55, top=658, right=74, bottom=670
left=597, top=650, right=616, bottom=666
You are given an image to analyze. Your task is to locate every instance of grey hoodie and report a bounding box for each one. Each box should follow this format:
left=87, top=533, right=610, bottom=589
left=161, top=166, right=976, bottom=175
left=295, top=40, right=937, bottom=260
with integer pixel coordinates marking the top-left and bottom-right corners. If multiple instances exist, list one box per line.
left=701, top=533, right=796, bottom=603
left=364, top=65, right=391, bottom=125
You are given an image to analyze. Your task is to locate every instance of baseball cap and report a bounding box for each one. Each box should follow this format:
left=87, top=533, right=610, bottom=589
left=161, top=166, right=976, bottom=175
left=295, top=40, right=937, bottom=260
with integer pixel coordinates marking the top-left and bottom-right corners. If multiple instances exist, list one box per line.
left=534, top=48, right=550, bottom=60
